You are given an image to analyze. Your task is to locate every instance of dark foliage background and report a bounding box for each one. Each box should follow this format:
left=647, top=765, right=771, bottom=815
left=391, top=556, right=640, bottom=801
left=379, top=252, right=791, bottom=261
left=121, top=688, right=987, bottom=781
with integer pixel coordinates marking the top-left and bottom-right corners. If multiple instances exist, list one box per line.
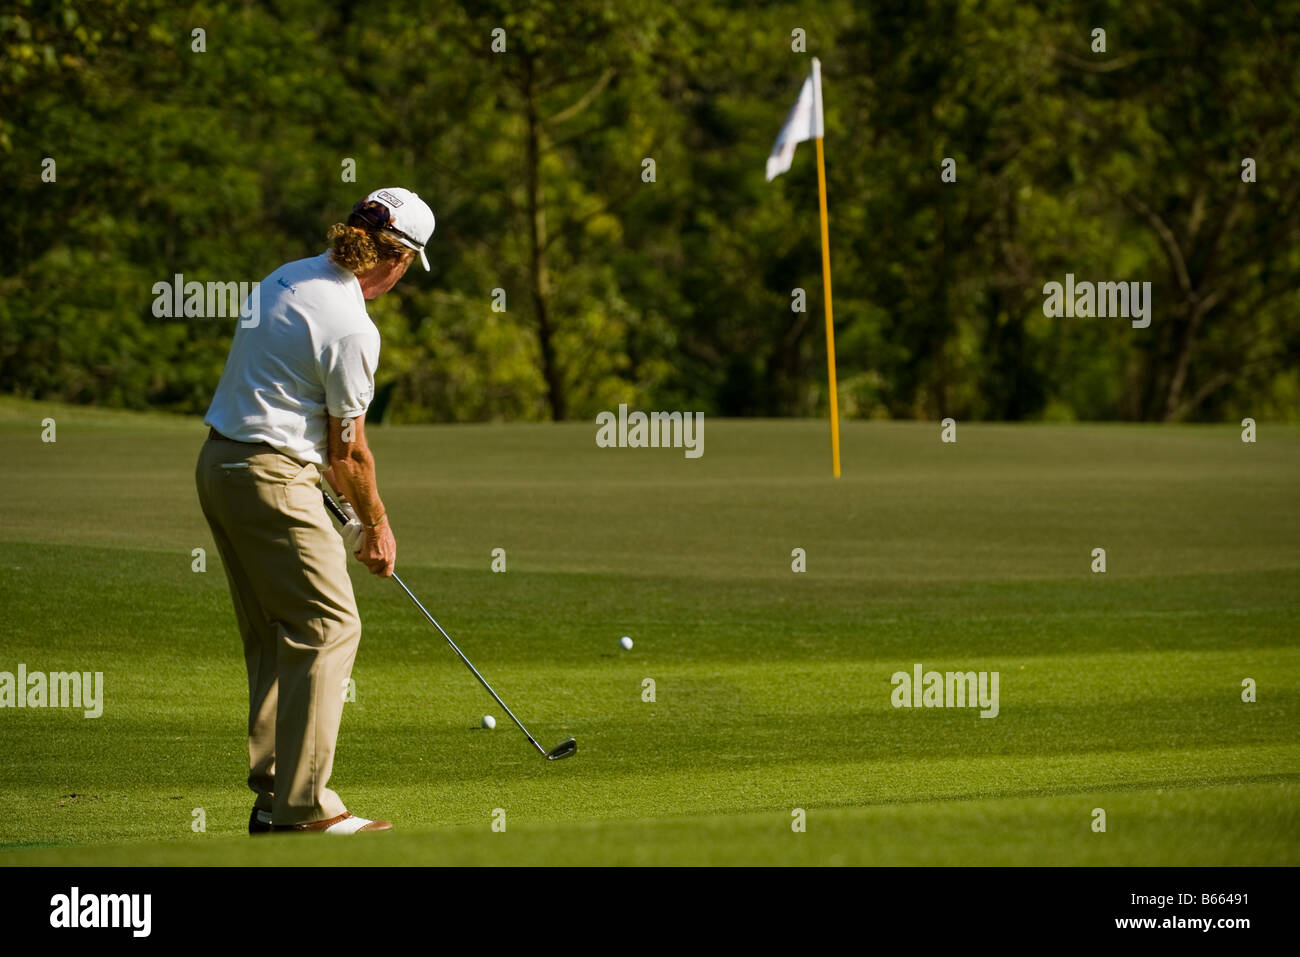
left=3, top=0, right=1296, bottom=422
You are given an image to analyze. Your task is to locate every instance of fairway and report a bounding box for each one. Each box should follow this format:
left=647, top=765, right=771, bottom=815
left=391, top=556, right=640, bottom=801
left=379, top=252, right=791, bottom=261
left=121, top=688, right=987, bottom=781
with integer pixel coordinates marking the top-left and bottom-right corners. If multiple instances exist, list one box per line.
left=1, top=398, right=1297, bottom=865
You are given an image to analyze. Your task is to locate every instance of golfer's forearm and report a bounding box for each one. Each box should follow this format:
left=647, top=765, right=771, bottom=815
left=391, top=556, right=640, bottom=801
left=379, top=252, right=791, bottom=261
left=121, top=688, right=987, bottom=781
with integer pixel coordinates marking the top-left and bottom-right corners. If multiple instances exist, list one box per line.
left=328, top=450, right=387, bottom=526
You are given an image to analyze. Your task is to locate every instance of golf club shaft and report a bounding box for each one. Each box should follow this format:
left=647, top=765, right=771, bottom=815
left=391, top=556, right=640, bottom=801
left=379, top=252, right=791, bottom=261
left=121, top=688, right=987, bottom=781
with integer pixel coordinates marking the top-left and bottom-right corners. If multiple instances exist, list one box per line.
left=320, top=489, right=547, bottom=756
left=388, top=572, right=546, bottom=755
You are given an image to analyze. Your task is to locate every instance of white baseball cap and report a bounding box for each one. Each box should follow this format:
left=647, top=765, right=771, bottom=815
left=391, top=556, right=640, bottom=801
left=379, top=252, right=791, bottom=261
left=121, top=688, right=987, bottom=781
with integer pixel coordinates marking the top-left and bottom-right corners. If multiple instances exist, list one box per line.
left=355, top=187, right=436, bottom=270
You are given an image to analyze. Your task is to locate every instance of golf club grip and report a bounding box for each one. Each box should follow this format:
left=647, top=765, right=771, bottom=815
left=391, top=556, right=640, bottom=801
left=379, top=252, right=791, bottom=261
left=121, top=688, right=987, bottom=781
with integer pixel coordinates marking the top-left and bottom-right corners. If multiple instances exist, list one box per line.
left=320, top=488, right=350, bottom=524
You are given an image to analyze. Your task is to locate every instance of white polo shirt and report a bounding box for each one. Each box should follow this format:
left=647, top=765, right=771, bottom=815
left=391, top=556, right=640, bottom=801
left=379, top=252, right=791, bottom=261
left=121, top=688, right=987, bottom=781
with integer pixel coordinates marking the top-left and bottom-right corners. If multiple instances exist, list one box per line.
left=204, top=252, right=380, bottom=465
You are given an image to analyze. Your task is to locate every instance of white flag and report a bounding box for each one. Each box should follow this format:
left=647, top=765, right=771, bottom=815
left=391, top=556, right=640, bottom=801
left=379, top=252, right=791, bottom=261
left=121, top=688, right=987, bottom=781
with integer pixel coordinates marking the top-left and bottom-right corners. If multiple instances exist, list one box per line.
left=766, top=58, right=825, bottom=181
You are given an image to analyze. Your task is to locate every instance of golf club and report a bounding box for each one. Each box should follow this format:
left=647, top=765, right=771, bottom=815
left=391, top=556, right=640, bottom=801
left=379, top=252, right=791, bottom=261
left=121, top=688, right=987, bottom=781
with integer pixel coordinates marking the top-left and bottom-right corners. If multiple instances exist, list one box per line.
left=321, top=488, right=577, bottom=761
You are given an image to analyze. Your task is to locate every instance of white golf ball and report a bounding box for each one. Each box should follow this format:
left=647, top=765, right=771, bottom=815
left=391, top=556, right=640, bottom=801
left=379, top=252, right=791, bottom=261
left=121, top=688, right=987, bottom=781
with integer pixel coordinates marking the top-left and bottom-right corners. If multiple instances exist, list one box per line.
left=481, top=715, right=496, bottom=729
left=620, top=636, right=633, bottom=650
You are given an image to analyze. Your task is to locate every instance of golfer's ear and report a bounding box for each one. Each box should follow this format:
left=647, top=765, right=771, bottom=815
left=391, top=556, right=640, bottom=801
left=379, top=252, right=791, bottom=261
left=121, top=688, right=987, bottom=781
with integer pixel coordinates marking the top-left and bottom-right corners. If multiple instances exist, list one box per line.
left=327, top=413, right=367, bottom=462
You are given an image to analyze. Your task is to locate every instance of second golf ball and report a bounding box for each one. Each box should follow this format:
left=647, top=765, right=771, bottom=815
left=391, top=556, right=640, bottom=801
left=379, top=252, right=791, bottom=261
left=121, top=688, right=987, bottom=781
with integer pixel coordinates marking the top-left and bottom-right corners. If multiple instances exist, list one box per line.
left=481, top=715, right=496, bottom=729
left=620, top=636, right=633, bottom=650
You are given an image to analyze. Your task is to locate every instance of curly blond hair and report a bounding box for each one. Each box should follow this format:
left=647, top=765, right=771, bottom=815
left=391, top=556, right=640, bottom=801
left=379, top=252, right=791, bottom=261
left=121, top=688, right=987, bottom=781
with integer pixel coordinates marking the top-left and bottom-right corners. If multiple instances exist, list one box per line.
left=326, top=221, right=412, bottom=275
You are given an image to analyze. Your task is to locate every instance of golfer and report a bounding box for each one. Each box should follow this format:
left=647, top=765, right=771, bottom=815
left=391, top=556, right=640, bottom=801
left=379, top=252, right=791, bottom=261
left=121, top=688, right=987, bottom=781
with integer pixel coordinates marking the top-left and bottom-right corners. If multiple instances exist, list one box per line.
left=195, top=188, right=434, bottom=834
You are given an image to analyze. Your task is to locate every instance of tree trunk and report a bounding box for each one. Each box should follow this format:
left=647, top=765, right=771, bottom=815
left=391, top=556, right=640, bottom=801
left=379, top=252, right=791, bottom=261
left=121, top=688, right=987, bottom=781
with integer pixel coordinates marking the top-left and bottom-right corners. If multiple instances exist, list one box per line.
left=523, top=56, right=567, bottom=421
left=1161, top=299, right=1200, bottom=421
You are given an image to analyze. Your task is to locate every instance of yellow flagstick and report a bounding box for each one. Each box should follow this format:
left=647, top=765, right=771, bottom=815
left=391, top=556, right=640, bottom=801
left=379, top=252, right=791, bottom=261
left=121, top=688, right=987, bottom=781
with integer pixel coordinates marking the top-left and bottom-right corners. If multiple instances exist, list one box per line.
left=812, top=62, right=841, bottom=477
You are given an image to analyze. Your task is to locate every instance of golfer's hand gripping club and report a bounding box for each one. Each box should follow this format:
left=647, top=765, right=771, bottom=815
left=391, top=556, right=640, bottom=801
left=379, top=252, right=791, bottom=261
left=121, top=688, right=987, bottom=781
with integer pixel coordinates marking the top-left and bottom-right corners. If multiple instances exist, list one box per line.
left=335, top=498, right=365, bottom=554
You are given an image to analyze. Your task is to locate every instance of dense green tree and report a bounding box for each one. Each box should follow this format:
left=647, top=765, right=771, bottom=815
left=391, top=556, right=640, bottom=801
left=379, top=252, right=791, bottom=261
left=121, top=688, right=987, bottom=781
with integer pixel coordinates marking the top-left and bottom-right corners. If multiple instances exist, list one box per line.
left=1, top=0, right=1296, bottom=422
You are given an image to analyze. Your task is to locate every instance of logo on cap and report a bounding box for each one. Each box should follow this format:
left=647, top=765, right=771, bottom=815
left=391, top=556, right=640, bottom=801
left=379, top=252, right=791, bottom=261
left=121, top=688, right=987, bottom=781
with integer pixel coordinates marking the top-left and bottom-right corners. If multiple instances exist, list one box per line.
left=375, top=190, right=405, bottom=209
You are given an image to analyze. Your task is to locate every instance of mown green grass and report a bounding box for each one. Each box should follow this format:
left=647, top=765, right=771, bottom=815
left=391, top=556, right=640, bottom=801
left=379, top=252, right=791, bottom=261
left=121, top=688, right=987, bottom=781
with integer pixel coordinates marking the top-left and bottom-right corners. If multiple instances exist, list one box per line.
left=0, top=397, right=1297, bottom=865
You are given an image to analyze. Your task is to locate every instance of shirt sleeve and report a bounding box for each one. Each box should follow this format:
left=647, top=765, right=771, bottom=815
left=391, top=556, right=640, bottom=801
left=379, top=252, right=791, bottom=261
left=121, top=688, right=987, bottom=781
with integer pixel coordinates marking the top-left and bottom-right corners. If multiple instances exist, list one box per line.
left=319, top=330, right=380, bottom=419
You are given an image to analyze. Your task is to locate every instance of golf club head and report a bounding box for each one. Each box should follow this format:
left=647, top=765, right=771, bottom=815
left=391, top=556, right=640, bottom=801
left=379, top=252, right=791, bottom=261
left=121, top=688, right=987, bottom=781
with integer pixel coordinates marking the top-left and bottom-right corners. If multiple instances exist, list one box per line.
left=546, top=737, right=577, bottom=760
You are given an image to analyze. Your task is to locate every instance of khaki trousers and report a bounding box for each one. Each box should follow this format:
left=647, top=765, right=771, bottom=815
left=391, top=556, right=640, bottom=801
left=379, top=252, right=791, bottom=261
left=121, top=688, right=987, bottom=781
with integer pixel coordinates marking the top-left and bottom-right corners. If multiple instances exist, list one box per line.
left=195, top=436, right=359, bottom=825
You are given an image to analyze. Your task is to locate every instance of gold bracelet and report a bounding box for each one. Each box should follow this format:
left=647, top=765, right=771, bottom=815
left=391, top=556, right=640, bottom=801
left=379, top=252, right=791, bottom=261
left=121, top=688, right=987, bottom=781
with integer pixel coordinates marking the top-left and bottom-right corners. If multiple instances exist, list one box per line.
left=364, top=512, right=387, bottom=528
